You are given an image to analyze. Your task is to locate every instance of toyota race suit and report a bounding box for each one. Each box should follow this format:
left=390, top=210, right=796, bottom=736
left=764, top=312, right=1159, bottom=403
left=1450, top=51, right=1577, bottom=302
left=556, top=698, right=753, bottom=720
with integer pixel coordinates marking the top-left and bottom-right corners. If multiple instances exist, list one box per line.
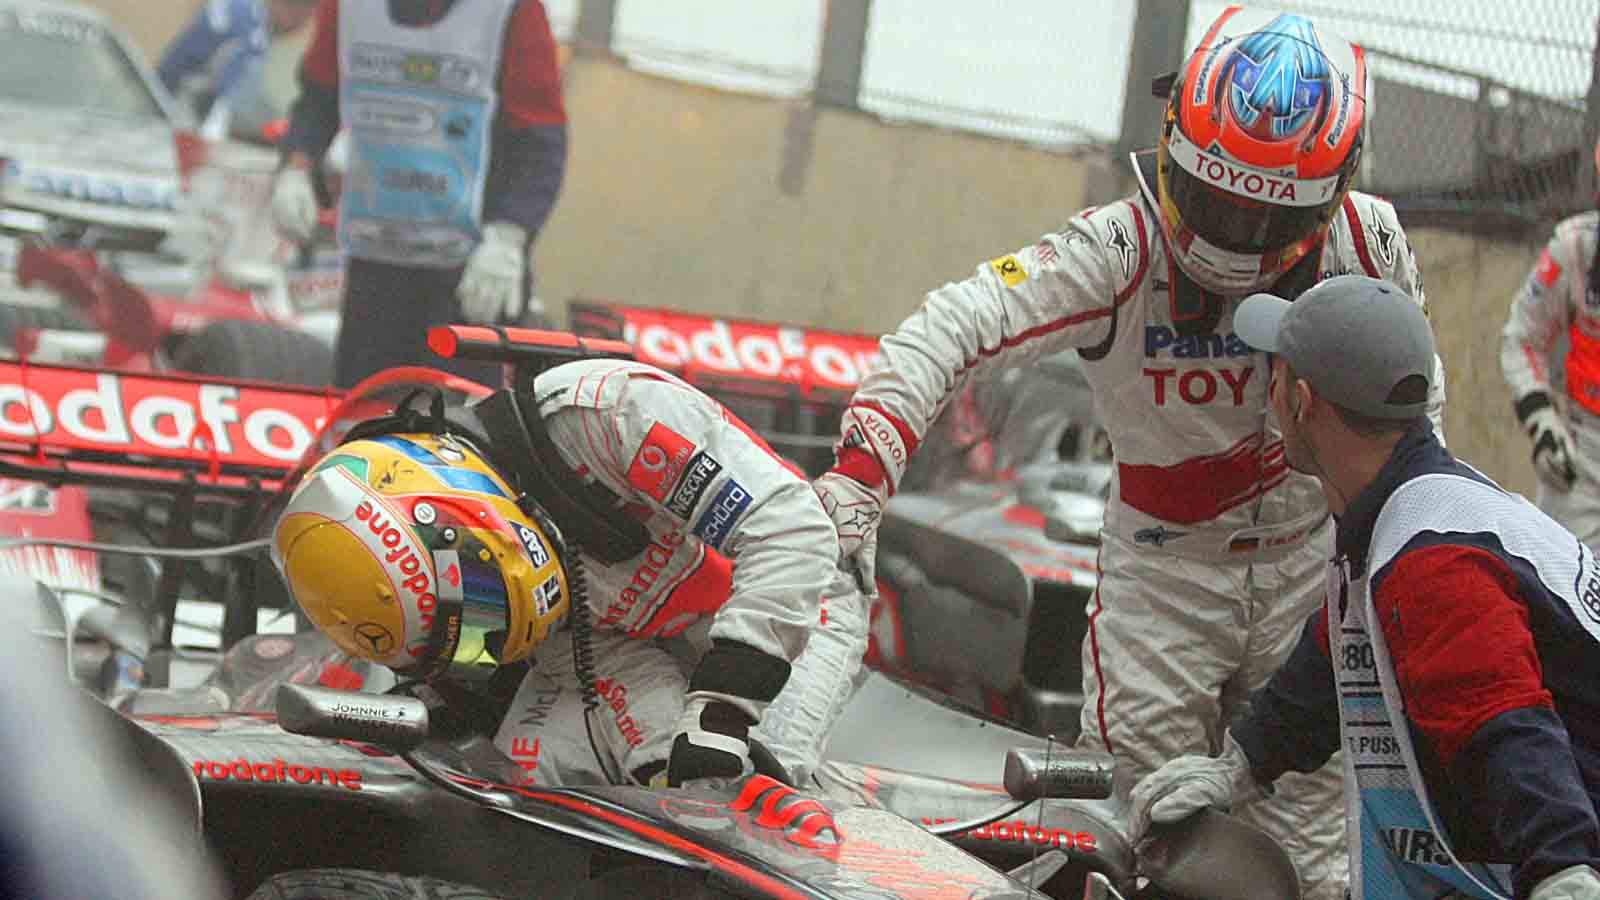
left=493, top=359, right=868, bottom=787
left=846, top=186, right=1443, bottom=900
left=1501, top=211, right=1600, bottom=546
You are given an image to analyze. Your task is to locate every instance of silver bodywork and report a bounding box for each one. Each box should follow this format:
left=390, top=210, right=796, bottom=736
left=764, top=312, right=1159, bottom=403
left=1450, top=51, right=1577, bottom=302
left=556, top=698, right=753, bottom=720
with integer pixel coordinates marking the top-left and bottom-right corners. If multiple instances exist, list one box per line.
left=875, top=352, right=1110, bottom=738
left=0, top=2, right=187, bottom=251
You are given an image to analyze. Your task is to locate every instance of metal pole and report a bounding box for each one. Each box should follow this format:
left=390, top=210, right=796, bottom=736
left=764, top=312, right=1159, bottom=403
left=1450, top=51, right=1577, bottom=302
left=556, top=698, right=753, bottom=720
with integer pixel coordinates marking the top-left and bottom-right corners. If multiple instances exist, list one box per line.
left=1116, top=0, right=1191, bottom=162
left=1092, top=0, right=1190, bottom=204
left=574, top=0, right=617, bottom=55
left=1582, top=5, right=1600, bottom=203
left=816, top=0, right=872, bottom=110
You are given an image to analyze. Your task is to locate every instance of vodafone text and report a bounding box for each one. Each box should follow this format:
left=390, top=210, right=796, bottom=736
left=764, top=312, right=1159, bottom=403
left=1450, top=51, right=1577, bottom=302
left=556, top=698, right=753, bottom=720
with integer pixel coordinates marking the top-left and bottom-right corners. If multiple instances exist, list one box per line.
left=621, top=318, right=881, bottom=388
left=0, top=367, right=325, bottom=466
left=193, top=758, right=363, bottom=791
left=353, top=499, right=439, bottom=653
left=922, top=817, right=1097, bottom=852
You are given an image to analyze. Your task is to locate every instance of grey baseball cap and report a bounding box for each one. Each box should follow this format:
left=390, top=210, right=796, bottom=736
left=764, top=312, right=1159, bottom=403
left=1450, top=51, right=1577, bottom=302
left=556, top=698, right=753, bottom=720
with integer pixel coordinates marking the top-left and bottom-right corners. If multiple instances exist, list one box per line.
left=1234, top=275, right=1434, bottom=420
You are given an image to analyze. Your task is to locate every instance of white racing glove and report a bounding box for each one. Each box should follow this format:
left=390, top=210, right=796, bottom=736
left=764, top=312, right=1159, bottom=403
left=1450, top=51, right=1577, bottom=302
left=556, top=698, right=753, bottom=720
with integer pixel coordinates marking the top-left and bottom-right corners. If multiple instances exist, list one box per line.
left=457, top=222, right=529, bottom=325
left=270, top=165, right=319, bottom=245
left=1524, top=403, right=1578, bottom=490
left=817, top=404, right=914, bottom=593
left=1127, top=734, right=1269, bottom=845
left=1532, top=865, right=1600, bottom=900
left=814, top=471, right=887, bottom=595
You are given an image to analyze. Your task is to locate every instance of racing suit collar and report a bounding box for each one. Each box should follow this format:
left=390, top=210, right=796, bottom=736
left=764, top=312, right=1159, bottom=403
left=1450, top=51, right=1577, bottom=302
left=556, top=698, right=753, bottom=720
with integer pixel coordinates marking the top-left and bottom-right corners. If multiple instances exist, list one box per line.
left=1333, top=419, right=1445, bottom=569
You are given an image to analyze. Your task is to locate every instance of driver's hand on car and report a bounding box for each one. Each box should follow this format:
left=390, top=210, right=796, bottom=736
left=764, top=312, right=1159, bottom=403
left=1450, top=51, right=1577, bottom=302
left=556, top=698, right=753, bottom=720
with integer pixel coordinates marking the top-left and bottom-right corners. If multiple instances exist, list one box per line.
left=1126, top=733, right=1269, bottom=845
left=271, top=157, right=320, bottom=245
left=667, top=698, right=759, bottom=788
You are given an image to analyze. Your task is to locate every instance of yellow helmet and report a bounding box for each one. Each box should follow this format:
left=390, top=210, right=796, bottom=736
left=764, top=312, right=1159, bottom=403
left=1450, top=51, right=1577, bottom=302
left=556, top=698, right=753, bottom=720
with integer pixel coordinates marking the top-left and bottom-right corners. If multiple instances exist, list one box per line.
left=271, top=432, right=570, bottom=678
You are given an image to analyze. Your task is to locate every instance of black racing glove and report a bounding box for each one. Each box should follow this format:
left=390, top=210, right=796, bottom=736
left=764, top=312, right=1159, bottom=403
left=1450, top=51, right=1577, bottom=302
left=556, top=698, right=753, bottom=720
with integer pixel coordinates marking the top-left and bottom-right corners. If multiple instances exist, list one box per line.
left=666, top=640, right=792, bottom=788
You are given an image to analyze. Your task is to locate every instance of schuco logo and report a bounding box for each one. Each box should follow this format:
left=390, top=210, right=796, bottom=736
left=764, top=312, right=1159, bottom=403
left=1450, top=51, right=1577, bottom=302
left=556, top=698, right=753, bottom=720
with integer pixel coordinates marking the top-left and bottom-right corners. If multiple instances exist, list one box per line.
left=614, top=311, right=882, bottom=390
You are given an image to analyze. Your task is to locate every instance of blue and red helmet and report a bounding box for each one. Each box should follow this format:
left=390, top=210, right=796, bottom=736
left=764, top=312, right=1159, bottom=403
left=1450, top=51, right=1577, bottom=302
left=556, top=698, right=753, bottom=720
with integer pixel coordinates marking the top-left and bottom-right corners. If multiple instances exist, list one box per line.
left=1157, top=7, right=1368, bottom=294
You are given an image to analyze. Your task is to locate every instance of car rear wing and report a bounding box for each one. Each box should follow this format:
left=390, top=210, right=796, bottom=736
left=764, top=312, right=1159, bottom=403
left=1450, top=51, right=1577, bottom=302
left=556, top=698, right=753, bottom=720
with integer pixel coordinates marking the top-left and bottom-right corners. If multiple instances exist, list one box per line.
left=568, top=300, right=882, bottom=475
left=0, top=359, right=338, bottom=497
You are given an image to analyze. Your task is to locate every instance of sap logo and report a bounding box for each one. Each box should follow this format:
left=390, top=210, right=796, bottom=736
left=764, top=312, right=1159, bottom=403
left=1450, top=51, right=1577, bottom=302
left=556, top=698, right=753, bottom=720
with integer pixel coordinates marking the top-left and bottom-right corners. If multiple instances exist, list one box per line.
left=1144, top=326, right=1252, bottom=359
left=1143, top=366, right=1255, bottom=407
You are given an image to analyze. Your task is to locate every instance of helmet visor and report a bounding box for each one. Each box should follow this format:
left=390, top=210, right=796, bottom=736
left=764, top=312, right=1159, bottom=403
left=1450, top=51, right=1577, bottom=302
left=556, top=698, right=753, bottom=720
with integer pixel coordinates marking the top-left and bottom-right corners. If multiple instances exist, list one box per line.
left=408, top=494, right=525, bottom=671
left=1161, top=126, right=1344, bottom=254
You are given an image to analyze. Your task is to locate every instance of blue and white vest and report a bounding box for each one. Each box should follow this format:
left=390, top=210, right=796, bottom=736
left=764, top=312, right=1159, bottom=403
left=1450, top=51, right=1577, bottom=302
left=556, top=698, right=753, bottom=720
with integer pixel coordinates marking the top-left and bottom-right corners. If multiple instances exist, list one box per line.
left=1335, top=472, right=1600, bottom=899
left=338, top=0, right=516, bottom=267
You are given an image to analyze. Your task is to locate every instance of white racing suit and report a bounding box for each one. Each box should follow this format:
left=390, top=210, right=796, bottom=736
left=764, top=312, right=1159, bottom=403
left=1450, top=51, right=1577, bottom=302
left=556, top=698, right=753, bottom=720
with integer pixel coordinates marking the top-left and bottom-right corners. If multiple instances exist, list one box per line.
left=841, top=179, right=1443, bottom=900
left=1500, top=210, right=1600, bottom=547
left=493, top=359, right=869, bottom=787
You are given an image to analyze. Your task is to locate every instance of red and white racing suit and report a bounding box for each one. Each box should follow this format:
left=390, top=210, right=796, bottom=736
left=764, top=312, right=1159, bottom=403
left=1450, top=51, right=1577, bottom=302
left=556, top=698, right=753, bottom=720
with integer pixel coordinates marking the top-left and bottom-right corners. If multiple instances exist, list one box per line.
left=838, top=181, right=1443, bottom=900
left=1501, top=210, right=1600, bottom=547
left=493, top=359, right=868, bottom=787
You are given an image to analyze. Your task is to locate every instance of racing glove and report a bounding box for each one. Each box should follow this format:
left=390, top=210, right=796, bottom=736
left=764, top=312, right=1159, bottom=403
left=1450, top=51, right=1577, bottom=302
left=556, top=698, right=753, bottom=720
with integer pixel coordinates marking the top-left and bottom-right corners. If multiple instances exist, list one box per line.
left=813, top=471, right=886, bottom=595
left=1520, top=395, right=1578, bottom=490
left=667, top=640, right=791, bottom=788
left=1127, top=733, right=1270, bottom=845
left=457, top=222, right=529, bottom=325
left=1532, top=866, right=1600, bottom=900
left=816, top=405, right=916, bottom=593
left=270, top=165, right=319, bottom=245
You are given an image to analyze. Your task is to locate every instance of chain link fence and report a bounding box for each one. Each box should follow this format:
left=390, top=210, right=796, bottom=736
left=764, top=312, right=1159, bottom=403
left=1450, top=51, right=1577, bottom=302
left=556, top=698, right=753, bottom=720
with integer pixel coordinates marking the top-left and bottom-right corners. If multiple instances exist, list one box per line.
left=551, top=1, right=1597, bottom=234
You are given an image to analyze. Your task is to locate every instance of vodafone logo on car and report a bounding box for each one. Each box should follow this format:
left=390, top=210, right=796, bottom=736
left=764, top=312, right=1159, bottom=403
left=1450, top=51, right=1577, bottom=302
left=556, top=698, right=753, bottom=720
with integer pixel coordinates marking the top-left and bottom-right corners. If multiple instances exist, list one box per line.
left=610, top=309, right=882, bottom=390
left=0, top=363, right=332, bottom=469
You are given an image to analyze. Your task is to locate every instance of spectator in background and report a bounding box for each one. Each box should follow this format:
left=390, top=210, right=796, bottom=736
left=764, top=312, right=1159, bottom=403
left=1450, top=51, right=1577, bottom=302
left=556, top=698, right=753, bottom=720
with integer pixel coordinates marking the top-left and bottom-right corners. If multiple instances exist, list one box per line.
left=158, top=0, right=319, bottom=132
left=270, top=0, right=568, bottom=389
left=1500, top=140, right=1600, bottom=550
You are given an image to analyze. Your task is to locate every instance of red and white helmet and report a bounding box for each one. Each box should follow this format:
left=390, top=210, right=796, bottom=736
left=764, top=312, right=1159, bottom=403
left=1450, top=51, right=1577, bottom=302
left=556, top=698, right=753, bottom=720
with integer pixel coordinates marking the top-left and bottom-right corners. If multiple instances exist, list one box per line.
left=1156, top=7, right=1368, bottom=295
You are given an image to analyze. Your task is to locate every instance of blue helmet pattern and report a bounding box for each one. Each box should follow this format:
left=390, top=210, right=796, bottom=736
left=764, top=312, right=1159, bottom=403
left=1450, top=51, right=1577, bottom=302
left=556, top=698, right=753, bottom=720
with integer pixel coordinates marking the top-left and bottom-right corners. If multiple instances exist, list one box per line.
left=1224, top=14, right=1330, bottom=141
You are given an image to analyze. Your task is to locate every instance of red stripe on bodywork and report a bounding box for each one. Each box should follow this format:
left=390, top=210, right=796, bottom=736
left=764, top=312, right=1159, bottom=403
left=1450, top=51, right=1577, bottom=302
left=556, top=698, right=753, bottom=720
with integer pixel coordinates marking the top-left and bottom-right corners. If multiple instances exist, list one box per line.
left=450, top=775, right=815, bottom=900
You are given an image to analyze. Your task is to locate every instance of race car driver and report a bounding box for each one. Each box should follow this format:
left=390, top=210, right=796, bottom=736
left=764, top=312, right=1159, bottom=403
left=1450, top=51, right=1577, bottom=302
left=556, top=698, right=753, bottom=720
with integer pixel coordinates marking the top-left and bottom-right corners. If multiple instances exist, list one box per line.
left=1501, top=141, right=1600, bottom=548
left=272, top=0, right=568, bottom=388
left=811, top=9, right=1444, bottom=898
left=273, top=356, right=868, bottom=788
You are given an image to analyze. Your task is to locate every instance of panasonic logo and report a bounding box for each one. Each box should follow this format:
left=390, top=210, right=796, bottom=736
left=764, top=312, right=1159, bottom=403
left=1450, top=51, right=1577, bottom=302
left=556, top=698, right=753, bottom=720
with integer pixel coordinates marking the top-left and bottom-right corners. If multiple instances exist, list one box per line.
left=1144, top=325, right=1252, bottom=359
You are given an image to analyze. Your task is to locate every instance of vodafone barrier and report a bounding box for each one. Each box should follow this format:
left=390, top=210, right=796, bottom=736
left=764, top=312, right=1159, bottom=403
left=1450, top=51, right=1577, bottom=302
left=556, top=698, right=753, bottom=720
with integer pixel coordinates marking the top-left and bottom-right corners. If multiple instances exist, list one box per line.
left=0, top=361, right=337, bottom=486
left=570, top=302, right=882, bottom=393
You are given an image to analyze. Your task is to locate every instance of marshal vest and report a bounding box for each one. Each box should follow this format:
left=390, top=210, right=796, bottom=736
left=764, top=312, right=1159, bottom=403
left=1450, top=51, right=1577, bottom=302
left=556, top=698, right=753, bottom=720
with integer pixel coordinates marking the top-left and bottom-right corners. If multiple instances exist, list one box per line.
left=1334, top=472, right=1600, bottom=899
left=338, top=0, right=515, bottom=267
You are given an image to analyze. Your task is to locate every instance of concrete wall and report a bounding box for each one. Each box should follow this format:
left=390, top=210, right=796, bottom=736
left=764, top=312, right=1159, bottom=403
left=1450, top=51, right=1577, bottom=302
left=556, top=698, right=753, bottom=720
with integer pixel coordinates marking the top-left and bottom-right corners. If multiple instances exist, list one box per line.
left=81, top=1, right=1548, bottom=494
